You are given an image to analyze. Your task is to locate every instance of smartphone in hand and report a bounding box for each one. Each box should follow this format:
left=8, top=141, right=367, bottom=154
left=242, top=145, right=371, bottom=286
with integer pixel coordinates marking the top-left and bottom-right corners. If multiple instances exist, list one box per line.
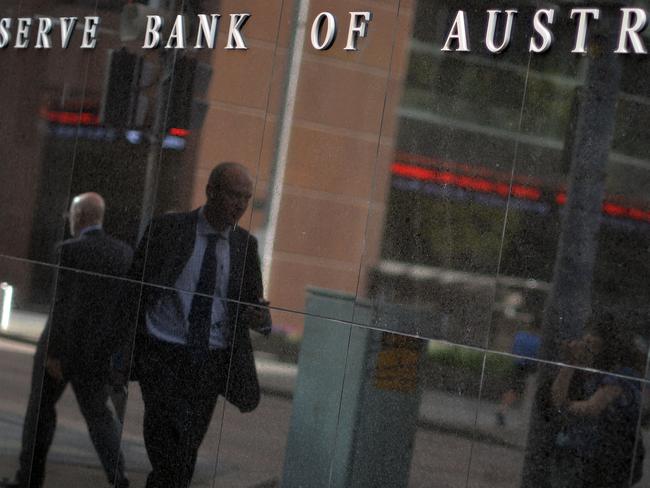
left=243, top=298, right=272, bottom=335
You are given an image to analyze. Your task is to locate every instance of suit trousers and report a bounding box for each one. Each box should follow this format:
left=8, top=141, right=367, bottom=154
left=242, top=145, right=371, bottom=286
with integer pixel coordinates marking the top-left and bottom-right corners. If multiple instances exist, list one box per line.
left=15, top=341, right=127, bottom=488
left=138, top=337, right=229, bottom=488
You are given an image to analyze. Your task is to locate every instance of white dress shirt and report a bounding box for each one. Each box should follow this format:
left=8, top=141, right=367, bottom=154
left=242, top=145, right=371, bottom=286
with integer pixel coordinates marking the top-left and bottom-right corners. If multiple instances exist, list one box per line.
left=146, top=208, right=231, bottom=349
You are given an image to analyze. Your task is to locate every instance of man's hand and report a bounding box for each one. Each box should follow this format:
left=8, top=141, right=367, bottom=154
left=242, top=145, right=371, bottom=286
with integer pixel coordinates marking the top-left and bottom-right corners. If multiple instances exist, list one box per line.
left=45, top=356, right=64, bottom=382
left=241, top=299, right=272, bottom=336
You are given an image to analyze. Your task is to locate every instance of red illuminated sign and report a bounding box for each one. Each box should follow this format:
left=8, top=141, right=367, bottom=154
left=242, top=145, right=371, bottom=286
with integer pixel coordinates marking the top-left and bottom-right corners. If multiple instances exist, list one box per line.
left=392, top=159, right=650, bottom=224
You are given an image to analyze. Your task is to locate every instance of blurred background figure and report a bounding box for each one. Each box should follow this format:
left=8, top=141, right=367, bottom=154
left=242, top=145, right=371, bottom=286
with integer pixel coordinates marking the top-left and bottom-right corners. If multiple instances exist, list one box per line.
left=1, top=193, right=132, bottom=488
left=496, top=320, right=541, bottom=427
left=550, top=312, right=646, bottom=488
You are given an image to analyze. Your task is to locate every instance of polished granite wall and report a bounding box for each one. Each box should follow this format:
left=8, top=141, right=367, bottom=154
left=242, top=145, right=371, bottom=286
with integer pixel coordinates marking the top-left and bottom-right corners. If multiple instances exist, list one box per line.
left=0, top=1, right=648, bottom=487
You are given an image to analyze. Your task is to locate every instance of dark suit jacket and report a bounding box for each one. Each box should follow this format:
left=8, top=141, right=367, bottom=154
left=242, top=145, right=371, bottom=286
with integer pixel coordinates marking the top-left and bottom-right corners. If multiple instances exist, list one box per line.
left=45, top=229, right=133, bottom=379
left=128, top=209, right=268, bottom=413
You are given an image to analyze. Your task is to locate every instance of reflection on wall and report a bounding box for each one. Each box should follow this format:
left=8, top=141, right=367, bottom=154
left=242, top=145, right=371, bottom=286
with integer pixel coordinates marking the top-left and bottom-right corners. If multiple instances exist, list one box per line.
left=0, top=1, right=648, bottom=487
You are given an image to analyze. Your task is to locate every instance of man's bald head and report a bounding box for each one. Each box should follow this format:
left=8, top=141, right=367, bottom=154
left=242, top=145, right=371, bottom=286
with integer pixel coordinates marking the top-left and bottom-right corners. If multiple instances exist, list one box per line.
left=69, top=192, right=105, bottom=237
left=204, top=162, right=254, bottom=231
left=206, top=162, right=251, bottom=194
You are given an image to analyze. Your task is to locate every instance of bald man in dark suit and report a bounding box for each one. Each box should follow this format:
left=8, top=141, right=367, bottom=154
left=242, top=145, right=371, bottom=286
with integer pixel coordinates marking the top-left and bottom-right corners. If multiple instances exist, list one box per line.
left=128, top=163, right=271, bottom=488
left=2, top=193, right=132, bottom=488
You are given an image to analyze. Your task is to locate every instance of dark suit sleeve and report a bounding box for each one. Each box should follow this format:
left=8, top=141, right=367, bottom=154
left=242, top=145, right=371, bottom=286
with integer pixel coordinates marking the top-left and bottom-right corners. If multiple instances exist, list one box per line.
left=127, top=225, right=151, bottom=282
left=46, top=244, right=76, bottom=360
left=242, top=237, right=272, bottom=335
left=243, top=238, right=264, bottom=300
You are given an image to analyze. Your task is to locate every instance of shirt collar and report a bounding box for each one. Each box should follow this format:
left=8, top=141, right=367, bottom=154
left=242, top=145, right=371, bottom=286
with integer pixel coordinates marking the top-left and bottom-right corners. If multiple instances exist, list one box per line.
left=79, top=224, right=102, bottom=236
left=198, top=207, right=231, bottom=240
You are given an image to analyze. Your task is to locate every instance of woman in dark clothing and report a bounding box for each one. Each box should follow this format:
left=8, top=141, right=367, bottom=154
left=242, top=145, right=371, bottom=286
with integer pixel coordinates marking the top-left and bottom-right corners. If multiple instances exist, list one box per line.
left=550, top=314, right=645, bottom=488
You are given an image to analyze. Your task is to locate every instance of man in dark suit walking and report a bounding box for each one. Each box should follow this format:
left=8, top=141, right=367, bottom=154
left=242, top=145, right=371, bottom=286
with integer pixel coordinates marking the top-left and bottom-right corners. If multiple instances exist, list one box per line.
left=128, top=162, right=271, bottom=488
left=2, top=193, right=132, bottom=488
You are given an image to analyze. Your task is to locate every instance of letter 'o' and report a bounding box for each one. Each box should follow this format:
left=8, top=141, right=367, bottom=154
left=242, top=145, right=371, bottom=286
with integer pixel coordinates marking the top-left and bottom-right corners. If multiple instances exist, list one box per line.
left=311, top=12, right=337, bottom=50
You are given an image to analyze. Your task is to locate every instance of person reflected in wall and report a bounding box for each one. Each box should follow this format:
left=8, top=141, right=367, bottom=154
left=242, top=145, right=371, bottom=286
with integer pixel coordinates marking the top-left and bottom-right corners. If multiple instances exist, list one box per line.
left=1, top=193, right=133, bottom=488
left=550, top=313, right=645, bottom=488
left=127, top=162, right=272, bottom=488
left=495, top=319, right=541, bottom=427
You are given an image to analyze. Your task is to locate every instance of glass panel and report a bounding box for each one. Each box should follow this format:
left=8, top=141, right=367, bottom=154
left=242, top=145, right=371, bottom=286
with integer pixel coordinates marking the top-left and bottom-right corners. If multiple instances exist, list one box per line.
left=215, top=307, right=352, bottom=487
left=353, top=1, right=536, bottom=349
left=330, top=331, right=481, bottom=487
left=1, top=1, right=650, bottom=488
left=470, top=352, right=648, bottom=488
left=254, top=0, right=403, bottom=326
left=0, top=257, right=54, bottom=485
left=485, top=6, right=650, bottom=370
left=468, top=350, right=538, bottom=487
left=638, top=379, right=650, bottom=488
left=0, top=253, right=139, bottom=487
left=119, top=291, right=238, bottom=487
left=0, top=5, right=99, bottom=268
left=39, top=269, right=134, bottom=486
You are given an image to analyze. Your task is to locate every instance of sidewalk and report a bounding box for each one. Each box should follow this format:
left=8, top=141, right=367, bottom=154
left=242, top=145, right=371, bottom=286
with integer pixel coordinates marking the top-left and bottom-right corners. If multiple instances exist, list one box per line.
left=0, top=310, right=47, bottom=343
left=0, top=453, right=277, bottom=488
left=0, top=374, right=279, bottom=487
left=0, top=456, right=149, bottom=488
left=1, top=310, right=529, bottom=448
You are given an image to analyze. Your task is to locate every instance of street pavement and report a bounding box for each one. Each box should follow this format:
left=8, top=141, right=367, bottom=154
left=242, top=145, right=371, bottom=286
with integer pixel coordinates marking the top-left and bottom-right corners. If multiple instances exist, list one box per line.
left=0, top=311, right=537, bottom=487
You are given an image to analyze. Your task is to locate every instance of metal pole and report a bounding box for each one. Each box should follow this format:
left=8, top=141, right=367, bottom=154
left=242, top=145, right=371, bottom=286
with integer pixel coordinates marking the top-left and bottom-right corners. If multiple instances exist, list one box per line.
left=261, top=0, right=311, bottom=292
left=137, top=49, right=175, bottom=241
left=136, top=0, right=179, bottom=240
left=520, top=24, right=623, bottom=487
left=136, top=0, right=182, bottom=243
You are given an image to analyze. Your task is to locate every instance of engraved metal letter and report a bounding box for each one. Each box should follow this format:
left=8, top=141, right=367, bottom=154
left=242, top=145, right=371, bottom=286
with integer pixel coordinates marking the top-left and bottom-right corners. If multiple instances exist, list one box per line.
left=311, top=12, right=337, bottom=50
left=529, top=9, right=555, bottom=53
left=0, top=19, right=12, bottom=48
left=441, top=11, right=470, bottom=52
left=35, top=17, right=53, bottom=49
left=225, top=13, right=250, bottom=50
left=195, top=14, right=220, bottom=49
left=60, top=17, right=77, bottom=49
left=485, top=9, right=517, bottom=53
left=15, top=18, right=32, bottom=49
left=165, top=15, right=186, bottom=49
left=615, top=8, right=647, bottom=54
left=345, top=11, right=372, bottom=51
left=143, top=15, right=163, bottom=49
left=570, top=8, right=600, bottom=54
left=81, top=16, right=100, bottom=49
